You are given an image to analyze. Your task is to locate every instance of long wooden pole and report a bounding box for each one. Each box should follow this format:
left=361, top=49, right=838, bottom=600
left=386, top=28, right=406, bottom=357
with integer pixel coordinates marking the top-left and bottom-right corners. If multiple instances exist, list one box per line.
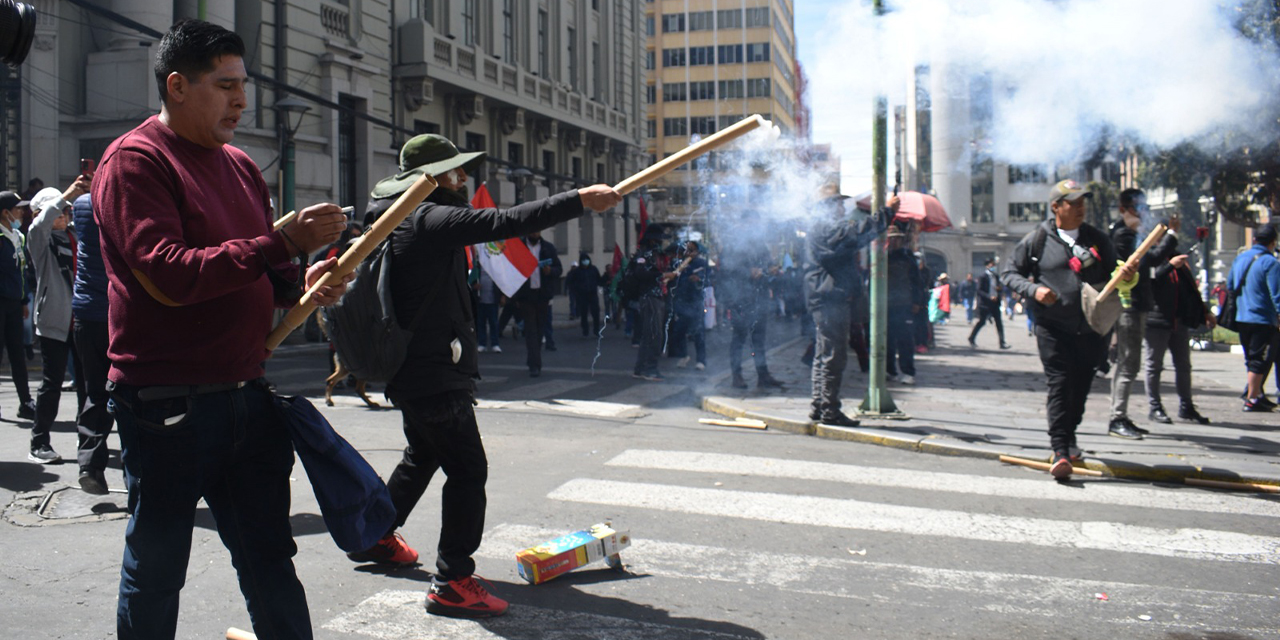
left=612, top=114, right=770, bottom=195
left=1097, top=223, right=1167, bottom=302
left=265, top=174, right=438, bottom=351
left=1000, top=455, right=1104, bottom=477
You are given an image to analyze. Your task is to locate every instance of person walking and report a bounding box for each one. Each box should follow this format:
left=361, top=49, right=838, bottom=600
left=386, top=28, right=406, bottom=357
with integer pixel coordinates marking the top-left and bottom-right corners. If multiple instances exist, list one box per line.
left=1226, top=222, right=1280, bottom=412
left=667, top=240, right=709, bottom=370
left=473, top=261, right=501, bottom=353
left=1001, top=180, right=1134, bottom=480
left=24, top=176, right=91, bottom=464
left=720, top=214, right=783, bottom=390
left=0, top=191, right=35, bottom=421
left=959, top=273, right=977, bottom=323
left=806, top=189, right=896, bottom=425
left=349, top=132, right=620, bottom=618
left=94, top=19, right=351, bottom=639
left=511, top=230, right=561, bottom=376
left=570, top=251, right=602, bottom=337
left=885, top=226, right=925, bottom=383
left=968, top=258, right=1010, bottom=349
left=1144, top=248, right=1213, bottom=424
left=624, top=226, right=670, bottom=381
left=70, top=192, right=116, bottom=493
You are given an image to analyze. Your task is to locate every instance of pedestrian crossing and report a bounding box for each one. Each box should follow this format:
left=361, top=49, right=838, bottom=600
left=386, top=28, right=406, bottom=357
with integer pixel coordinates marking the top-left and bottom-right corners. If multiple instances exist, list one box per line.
left=324, top=449, right=1280, bottom=639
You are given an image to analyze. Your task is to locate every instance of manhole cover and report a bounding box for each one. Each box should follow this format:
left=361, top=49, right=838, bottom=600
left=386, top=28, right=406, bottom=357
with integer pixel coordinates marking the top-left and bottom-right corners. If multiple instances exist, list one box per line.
left=39, top=486, right=129, bottom=520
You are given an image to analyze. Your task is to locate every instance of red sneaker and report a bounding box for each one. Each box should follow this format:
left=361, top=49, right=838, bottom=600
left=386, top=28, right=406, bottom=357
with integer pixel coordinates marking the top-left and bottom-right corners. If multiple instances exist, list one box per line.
left=427, top=575, right=509, bottom=618
left=1049, top=451, right=1073, bottom=480
left=345, top=532, right=420, bottom=567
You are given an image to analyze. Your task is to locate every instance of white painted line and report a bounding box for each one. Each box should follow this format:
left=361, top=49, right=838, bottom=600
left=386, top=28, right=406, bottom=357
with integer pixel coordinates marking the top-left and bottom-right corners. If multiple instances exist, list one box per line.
left=487, top=379, right=595, bottom=401
left=547, top=479, right=1280, bottom=564
left=605, top=450, right=1280, bottom=519
left=597, top=383, right=687, bottom=405
left=322, top=589, right=758, bottom=639
left=524, top=398, right=646, bottom=418
left=476, top=523, right=1277, bottom=631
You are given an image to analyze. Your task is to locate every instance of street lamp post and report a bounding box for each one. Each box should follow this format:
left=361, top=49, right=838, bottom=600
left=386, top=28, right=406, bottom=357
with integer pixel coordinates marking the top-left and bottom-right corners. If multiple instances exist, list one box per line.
left=274, top=97, right=311, bottom=219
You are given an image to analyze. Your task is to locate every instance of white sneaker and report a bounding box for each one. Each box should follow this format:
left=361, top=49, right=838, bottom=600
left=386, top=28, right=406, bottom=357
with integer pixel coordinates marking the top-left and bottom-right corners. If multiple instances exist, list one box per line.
left=477, top=346, right=488, bottom=353
left=491, top=345, right=503, bottom=353
left=899, top=374, right=915, bottom=386
left=677, top=356, right=691, bottom=369
left=694, top=362, right=706, bottom=371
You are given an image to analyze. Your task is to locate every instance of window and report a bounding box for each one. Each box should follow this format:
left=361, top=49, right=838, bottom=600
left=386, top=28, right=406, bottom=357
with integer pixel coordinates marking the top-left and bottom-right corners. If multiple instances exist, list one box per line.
left=688, top=11, right=713, bottom=31
left=502, top=0, right=515, bottom=63
left=537, top=10, right=549, bottom=77
left=717, top=9, right=741, bottom=28
left=718, top=115, right=742, bottom=129
left=542, top=150, right=555, bottom=173
left=571, top=157, right=582, bottom=178
left=915, top=65, right=932, bottom=192
left=718, top=79, right=744, bottom=99
left=464, top=132, right=486, bottom=153
left=413, top=119, right=440, bottom=134
left=773, top=12, right=793, bottom=54
left=1009, top=202, right=1048, bottom=222
left=508, top=142, right=524, bottom=165
left=690, top=116, right=716, bottom=135
left=645, top=16, right=654, bottom=36
left=745, top=43, right=769, bottom=63
left=338, top=94, right=359, bottom=208
left=1008, top=164, right=1048, bottom=183
left=646, top=119, right=656, bottom=137
left=774, top=55, right=793, bottom=85
left=689, top=45, right=714, bottom=66
left=662, top=13, right=684, bottom=33
left=747, top=77, right=770, bottom=97
left=689, top=81, right=715, bottom=101
left=592, top=41, right=601, bottom=100
left=645, top=50, right=654, bottom=70
left=596, top=162, right=605, bottom=182
left=662, top=48, right=686, bottom=67
left=745, top=7, right=769, bottom=27
left=567, top=27, right=578, bottom=90
left=663, top=117, right=688, bottom=137
left=662, top=82, right=687, bottom=102
left=971, top=158, right=994, bottom=223
left=717, top=44, right=743, bottom=64
left=462, top=0, right=475, bottom=46
left=645, top=84, right=655, bottom=103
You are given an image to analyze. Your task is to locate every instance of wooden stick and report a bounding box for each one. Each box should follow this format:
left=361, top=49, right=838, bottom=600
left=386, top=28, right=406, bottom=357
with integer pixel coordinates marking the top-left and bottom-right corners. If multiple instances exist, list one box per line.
left=226, top=628, right=257, bottom=640
left=1185, top=477, right=1280, bottom=493
left=612, top=115, right=770, bottom=195
left=1097, top=224, right=1167, bottom=302
left=265, top=175, right=438, bottom=351
left=699, top=418, right=768, bottom=430
left=999, top=455, right=1103, bottom=477
left=272, top=210, right=296, bottom=231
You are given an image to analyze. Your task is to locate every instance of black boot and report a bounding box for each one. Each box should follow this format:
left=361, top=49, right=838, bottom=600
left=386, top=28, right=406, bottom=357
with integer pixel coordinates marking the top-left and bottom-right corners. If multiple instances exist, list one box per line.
left=731, top=370, right=748, bottom=389
left=756, top=369, right=784, bottom=389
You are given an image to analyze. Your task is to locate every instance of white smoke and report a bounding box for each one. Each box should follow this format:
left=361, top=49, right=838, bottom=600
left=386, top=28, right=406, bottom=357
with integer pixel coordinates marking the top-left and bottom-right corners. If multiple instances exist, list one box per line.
left=805, top=0, right=1280, bottom=176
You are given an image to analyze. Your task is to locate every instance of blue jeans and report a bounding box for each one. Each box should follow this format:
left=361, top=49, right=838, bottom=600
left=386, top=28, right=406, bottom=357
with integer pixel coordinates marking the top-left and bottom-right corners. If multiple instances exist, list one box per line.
left=111, top=381, right=311, bottom=640
left=475, top=302, right=500, bottom=348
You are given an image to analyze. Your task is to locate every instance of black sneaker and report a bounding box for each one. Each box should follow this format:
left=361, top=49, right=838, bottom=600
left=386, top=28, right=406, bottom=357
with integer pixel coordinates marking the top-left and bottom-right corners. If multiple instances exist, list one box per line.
left=1107, top=418, right=1144, bottom=440
left=756, top=372, right=784, bottom=389
left=79, top=466, right=108, bottom=495
left=28, top=444, right=62, bottom=464
left=999, top=342, right=1012, bottom=350
left=731, top=372, right=748, bottom=389
left=1243, top=397, right=1275, bottom=412
left=1177, top=406, right=1211, bottom=425
left=816, top=412, right=860, bottom=427
left=17, top=400, right=35, bottom=420
left=1148, top=407, right=1172, bottom=425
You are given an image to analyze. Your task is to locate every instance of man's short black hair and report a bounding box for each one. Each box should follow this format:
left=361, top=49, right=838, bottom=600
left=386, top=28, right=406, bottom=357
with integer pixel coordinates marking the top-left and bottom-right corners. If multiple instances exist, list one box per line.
left=154, top=19, right=246, bottom=105
left=1119, top=188, right=1145, bottom=210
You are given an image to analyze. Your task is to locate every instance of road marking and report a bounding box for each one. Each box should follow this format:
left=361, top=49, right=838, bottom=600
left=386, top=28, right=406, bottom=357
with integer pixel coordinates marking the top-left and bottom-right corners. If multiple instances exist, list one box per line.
left=605, top=450, right=1280, bottom=519
left=475, top=523, right=1277, bottom=631
left=322, top=589, right=759, bottom=639
left=597, top=383, right=688, bottom=405
left=547, top=479, right=1280, bottom=564
left=486, top=379, right=595, bottom=400
left=524, top=399, right=646, bottom=418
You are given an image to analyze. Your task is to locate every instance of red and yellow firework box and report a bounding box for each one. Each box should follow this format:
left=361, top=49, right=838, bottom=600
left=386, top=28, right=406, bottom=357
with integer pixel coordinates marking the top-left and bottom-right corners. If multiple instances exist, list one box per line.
left=515, top=523, right=631, bottom=585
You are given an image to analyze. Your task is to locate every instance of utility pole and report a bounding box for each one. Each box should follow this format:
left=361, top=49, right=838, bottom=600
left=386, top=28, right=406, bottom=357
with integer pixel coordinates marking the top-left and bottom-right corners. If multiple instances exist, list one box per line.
left=859, top=0, right=905, bottom=418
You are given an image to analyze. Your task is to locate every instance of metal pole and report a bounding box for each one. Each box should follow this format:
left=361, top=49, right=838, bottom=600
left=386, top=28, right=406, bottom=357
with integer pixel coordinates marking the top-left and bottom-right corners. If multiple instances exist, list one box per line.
left=859, top=0, right=904, bottom=418
left=283, top=133, right=297, bottom=218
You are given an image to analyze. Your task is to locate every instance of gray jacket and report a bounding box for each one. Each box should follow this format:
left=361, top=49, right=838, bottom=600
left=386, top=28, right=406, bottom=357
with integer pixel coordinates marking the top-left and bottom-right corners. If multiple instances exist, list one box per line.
left=1000, top=219, right=1117, bottom=336
left=28, top=197, right=75, bottom=342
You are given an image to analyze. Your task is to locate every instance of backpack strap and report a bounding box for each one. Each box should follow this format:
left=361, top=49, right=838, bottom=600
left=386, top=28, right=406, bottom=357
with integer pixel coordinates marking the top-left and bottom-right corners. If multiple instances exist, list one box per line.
left=1029, top=223, right=1049, bottom=282
left=1234, top=253, right=1262, bottom=296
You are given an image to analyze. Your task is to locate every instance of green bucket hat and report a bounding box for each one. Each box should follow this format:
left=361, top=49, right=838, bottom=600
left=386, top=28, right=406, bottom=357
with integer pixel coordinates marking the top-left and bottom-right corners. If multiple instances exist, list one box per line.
left=371, top=134, right=487, bottom=199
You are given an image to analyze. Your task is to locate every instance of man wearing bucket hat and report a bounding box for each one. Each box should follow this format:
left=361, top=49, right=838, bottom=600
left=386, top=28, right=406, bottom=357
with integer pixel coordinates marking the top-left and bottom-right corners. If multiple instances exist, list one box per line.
left=1001, top=179, right=1133, bottom=480
left=351, top=133, right=621, bottom=619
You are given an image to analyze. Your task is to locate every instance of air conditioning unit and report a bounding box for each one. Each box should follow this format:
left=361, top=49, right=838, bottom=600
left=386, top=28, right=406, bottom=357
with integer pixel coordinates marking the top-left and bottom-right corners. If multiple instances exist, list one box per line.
left=397, top=19, right=430, bottom=66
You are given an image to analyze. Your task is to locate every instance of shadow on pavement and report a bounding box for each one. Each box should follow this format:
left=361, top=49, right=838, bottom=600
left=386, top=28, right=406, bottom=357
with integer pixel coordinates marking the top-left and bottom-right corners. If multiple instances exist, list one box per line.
left=0, top=460, right=59, bottom=492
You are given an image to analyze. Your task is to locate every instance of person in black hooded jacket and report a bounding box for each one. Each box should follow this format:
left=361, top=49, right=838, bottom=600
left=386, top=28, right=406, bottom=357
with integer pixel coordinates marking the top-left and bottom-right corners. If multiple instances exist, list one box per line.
left=1144, top=249, right=1214, bottom=425
left=350, top=134, right=620, bottom=618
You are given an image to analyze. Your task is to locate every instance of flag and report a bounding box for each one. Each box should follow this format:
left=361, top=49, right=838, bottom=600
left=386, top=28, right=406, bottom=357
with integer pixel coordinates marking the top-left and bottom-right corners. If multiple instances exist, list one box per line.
left=637, top=195, right=649, bottom=244
left=472, top=184, right=538, bottom=297
left=611, top=243, right=623, bottom=275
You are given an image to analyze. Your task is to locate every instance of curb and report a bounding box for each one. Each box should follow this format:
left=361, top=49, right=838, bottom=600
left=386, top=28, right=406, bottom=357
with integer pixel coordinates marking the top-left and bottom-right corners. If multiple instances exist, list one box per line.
left=699, top=394, right=1280, bottom=488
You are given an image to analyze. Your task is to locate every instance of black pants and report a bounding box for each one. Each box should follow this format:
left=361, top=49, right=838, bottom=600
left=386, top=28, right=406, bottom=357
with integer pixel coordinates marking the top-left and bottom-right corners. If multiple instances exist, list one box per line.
left=633, top=296, right=665, bottom=376
left=810, top=304, right=849, bottom=416
left=729, top=307, right=768, bottom=374
left=577, top=291, right=601, bottom=336
left=885, top=308, right=916, bottom=376
left=519, top=299, right=547, bottom=372
left=384, top=391, right=487, bottom=581
left=32, top=334, right=86, bottom=449
left=75, top=319, right=115, bottom=470
left=969, top=299, right=1005, bottom=345
left=0, top=297, right=31, bottom=407
left=1034, top=323, right=1106, bottom=453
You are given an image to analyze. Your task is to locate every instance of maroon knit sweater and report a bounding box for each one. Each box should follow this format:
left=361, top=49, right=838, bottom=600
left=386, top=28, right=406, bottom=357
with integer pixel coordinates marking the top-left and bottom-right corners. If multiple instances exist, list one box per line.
left=93, top=116, right=298, bottom=385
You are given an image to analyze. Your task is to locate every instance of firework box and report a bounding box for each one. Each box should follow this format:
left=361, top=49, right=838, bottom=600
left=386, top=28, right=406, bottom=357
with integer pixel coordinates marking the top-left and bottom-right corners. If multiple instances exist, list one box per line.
left=515, top=523, right=631, bottom=585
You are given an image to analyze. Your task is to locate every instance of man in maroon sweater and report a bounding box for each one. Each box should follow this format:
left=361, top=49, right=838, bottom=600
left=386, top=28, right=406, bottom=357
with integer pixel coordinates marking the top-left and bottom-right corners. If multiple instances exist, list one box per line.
left=93, top=20, right=349, bottom=640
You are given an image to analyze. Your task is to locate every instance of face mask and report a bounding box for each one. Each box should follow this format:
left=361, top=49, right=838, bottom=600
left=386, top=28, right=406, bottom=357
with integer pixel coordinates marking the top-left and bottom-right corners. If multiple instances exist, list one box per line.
left=10, top=220, right=19, bottom=231
left=581, top=259, right=590, bottom=266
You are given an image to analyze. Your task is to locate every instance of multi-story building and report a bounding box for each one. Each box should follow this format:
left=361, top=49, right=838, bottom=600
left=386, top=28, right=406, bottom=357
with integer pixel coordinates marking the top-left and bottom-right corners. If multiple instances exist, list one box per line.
left=642, top=0, right=799, bottom=230
left=9, top=0, right=645, bottom=294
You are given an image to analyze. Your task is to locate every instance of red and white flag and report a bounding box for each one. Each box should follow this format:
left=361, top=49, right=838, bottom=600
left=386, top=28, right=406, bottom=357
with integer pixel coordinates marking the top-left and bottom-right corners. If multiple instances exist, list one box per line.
left=472, top=184, right=538, bottom=297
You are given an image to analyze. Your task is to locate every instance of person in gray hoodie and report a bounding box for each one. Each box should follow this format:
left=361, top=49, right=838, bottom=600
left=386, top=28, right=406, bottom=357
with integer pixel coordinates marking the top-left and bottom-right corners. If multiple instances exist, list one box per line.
left=24, top=175, right=90, bottom=464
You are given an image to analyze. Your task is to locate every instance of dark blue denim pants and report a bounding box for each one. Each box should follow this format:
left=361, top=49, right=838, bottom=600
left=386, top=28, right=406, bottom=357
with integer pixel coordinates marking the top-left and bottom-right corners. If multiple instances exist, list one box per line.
left=111, top=382, right=311, bottom=640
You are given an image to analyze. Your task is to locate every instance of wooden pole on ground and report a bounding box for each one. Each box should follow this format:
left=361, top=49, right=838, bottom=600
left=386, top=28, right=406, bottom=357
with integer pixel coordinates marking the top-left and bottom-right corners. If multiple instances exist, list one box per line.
left=1000, top=455, right=1103, bottom=477
left=1185, top=477, right=1279, bottom=493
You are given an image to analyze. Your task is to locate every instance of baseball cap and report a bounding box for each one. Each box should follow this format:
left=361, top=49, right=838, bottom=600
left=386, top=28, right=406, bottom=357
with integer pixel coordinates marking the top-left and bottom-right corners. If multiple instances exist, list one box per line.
left=0, top=191, right=19, bottom=210
left=1048, top=179, right=1092, bottom=203
left=1254, top=222, right=1277, bottom=245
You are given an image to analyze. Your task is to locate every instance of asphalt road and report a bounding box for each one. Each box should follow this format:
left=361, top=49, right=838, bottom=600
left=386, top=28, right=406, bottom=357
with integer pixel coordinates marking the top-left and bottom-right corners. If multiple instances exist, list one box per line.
left=2, top=319, right=1278, bottom=639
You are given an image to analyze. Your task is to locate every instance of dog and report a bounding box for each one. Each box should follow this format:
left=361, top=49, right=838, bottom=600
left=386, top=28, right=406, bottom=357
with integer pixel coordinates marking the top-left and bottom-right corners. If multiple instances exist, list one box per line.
left=318, top=312, right=381, bottom=409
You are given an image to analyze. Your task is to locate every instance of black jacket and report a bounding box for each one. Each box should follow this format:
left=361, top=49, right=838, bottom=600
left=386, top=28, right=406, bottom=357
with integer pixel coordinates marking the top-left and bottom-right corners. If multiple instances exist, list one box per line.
left=1148, top=260, right=1208, bottom=331
left=566, top=255, right=601, bottom=296
left=1109, top=219, right=1179, bottom=313
left=804, top=205, right=891, bottom=311
left=886, top=248, right=926, bottom=313
left=1001, top=219, right=1117, bottom=336
left=374, top=189, right=584, bottom=401
left=975, top=268, right=1001, bottom=308
left=513, top=239, right=562, bottom=303
left=720, top=242, right=772, bottom=312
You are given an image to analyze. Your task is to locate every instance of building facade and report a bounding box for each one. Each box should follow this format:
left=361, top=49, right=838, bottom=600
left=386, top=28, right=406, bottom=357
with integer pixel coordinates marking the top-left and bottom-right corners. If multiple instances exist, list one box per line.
left=11, top=0, right=645, bottom=286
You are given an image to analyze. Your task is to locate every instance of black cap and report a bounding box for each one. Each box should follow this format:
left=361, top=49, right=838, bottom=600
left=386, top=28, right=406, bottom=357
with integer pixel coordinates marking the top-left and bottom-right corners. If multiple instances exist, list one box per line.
left=1255, top=222, right=1277, bottom=245
left=0, top=191, right=19, bottom=210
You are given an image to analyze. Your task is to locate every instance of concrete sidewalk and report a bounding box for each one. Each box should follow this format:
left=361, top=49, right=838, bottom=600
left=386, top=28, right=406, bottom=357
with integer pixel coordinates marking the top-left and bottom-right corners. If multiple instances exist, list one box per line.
left=700, top=317, right=1280, bottom=487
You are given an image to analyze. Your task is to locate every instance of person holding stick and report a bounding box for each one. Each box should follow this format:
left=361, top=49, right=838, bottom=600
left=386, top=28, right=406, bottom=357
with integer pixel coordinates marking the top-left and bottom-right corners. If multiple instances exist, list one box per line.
left=1001, top=180, right=1134, bottom=480
left=93, top=20, right=351, bottom=639
left=348, top=133, right=620, bottom=619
